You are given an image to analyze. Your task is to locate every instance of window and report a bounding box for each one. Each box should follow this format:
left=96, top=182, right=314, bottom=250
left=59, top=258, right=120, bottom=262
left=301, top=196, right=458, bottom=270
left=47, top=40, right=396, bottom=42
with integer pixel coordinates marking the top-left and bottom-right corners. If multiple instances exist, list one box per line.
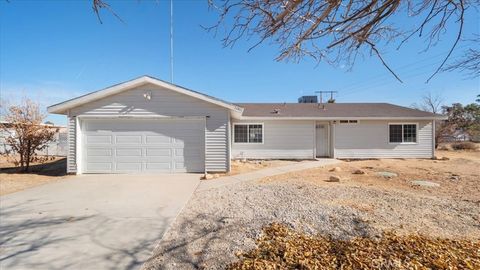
left=389, top=124, right=417, bottom=143
left=339, top=120, right=358, bottom=124
left=234, top=124, right=263, bottom=143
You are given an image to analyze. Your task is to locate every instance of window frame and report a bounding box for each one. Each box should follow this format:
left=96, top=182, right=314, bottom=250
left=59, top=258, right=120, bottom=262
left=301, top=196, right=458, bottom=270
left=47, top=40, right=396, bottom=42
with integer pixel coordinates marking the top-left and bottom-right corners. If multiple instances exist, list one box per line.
left=388, top=123, right=419, bottom=144
left=233, top=123, right=264, bottom=144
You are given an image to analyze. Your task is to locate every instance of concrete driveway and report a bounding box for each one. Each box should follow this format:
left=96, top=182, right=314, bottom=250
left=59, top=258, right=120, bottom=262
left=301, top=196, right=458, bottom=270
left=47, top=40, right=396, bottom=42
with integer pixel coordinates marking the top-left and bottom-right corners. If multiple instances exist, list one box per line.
left=0, top=174, right=200, bottom=270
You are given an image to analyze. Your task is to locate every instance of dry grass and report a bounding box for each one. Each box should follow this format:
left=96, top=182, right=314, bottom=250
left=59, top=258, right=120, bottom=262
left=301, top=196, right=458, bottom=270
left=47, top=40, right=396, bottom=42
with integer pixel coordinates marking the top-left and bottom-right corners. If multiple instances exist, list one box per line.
left=450, top=141, right=479, bottom=150
left=0, top=156, right=68, bottom=195
left=229, top=223, right=480, bottom=270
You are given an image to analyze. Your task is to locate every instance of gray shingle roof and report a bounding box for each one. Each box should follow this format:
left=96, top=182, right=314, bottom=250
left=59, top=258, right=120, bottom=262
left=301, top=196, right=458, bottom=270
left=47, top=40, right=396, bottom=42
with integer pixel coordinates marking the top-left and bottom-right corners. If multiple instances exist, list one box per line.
left=235, top=103, right=443, bottom=118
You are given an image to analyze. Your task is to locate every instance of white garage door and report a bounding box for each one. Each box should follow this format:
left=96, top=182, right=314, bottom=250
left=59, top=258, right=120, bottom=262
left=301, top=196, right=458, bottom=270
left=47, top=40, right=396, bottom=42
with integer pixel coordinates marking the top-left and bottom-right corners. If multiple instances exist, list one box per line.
left=82, top=118, right=205, bottom=173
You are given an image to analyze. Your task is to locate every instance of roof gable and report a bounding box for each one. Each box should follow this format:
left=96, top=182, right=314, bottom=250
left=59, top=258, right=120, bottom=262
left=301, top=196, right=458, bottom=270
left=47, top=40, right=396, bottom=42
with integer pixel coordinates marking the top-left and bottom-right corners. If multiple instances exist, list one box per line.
left=48, top=76, right=243, bottom=114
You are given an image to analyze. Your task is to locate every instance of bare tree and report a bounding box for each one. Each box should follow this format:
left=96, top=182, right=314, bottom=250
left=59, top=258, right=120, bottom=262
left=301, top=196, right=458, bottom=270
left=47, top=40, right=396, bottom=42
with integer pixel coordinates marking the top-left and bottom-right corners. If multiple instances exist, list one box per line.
left=411, top=92, right=446, bottom=148
left=203, top=0, right=477, bottom=82
left=411, top=92, right=444, bottom=114
left=444, top=35, right=480, bottom=77
left=84, top=0, right=478, bottom=81
left=1, top=98, right=58, bottom=172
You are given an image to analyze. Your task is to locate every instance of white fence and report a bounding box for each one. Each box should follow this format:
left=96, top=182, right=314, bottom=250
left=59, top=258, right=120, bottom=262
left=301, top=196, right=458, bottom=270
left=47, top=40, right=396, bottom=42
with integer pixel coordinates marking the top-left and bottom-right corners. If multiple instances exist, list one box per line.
left=0, top=130, right=68, bottom=157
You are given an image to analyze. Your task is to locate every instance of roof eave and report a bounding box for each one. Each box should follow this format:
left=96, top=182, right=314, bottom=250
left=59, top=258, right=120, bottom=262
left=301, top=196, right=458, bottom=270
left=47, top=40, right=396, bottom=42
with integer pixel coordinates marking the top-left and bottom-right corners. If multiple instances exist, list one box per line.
left=234, top=116, right=447, bottom=120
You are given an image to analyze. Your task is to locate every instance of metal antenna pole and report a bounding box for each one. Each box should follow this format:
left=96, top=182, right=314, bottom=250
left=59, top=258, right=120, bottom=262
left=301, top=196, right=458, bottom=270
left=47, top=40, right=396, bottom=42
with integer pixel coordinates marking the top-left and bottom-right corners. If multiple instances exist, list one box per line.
left=170, top=0, right=174, bottom=83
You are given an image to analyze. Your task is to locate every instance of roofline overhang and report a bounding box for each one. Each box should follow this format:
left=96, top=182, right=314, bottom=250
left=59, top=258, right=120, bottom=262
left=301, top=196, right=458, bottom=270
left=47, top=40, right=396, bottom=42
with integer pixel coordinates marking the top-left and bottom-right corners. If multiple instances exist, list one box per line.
left=233, top=116, right=447, bottom=121
left=48, top=76, right=244, bottom=115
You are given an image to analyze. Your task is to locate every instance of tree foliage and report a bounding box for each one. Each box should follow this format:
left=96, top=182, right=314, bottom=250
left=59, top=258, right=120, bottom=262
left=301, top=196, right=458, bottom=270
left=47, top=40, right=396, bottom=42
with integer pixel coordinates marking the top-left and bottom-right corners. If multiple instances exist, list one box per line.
left=441, top=98, right=480, bottom=142
left=1, top=98, right=58, bottom=172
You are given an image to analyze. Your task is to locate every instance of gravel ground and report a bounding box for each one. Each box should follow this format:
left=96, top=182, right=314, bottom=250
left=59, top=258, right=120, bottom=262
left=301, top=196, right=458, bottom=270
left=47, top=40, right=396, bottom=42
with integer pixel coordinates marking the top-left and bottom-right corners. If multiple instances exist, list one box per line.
left=143, top=176, right=480, bottom=270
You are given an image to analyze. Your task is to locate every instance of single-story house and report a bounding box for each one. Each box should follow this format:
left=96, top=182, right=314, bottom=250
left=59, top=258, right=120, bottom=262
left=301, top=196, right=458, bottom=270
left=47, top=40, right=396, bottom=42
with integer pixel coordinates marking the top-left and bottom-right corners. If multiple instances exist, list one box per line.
left=48, top=76, right=445, bottom=174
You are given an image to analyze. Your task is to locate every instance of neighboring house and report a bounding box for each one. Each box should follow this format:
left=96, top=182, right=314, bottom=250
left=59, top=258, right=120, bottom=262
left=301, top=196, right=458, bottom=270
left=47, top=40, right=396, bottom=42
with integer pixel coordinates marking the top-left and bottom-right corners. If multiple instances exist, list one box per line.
left=0, top=120, right=68, bottom=157
left=440, top=129, right=477, bottom=142
left=48, top=76, right=445, bottom=174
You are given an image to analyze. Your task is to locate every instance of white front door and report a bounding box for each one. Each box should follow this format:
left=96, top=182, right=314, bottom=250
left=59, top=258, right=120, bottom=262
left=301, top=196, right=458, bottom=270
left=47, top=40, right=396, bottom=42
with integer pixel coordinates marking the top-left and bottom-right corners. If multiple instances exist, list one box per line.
left=82, top=118, right=205, bottom=173
left=316, top=124, right=329, bottom=157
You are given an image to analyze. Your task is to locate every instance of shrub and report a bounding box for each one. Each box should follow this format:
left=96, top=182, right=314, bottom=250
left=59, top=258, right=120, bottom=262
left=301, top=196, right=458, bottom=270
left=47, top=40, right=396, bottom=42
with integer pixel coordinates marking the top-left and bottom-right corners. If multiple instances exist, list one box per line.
left=451, top=142, right=478, bottom=150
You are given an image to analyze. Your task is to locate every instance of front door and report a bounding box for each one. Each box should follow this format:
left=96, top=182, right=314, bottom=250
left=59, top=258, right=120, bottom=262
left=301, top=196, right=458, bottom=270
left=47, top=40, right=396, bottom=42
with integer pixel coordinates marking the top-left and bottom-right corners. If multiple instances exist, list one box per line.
left=316, top=124, right=329, bottom=157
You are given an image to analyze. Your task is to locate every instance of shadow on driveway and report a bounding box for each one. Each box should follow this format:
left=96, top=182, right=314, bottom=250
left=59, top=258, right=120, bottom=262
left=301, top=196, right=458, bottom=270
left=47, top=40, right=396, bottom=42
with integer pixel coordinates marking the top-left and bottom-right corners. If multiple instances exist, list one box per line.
left=0, top=174, right=200, bottom=270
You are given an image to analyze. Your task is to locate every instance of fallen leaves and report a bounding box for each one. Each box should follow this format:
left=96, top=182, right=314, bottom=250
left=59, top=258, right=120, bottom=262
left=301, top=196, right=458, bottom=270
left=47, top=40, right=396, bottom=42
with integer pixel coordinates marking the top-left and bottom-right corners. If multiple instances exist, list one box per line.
left=228, top=223, right=480, bottom=270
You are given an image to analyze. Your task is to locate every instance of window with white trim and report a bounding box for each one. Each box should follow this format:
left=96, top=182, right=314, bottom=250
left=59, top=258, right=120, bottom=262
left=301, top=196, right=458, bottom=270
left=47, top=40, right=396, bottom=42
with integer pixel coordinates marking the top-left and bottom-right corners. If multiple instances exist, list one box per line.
left=389, top=124, right=417, bottom=143
left=234, top=124, right=263, bottom=143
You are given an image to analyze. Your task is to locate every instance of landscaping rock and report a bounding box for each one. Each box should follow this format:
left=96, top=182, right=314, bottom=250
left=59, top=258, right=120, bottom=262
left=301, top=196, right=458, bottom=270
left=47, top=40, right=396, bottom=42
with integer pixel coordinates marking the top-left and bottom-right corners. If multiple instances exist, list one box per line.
left=326, top=175, right=341, bottom=182
left=329, top=167, right=342, bottom=172
left=450, top=175, right=460, bottom=181
left=352, top=169, right=366, bottom=175
left=411, top=180, right=440, bottom=187
left=449, top=174, right=460, bottom=181
left=202, top=174, right=214, bottom=180
left=376, top=171, right=398, bottom=178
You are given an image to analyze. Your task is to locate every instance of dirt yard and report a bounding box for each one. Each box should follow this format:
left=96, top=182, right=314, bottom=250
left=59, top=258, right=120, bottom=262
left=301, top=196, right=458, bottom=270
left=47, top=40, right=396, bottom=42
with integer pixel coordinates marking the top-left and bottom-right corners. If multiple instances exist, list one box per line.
left=144, top=149, right=480, bottom=270
left=228, top=159, right=310, bottom=175
left=0, top=156, right=68, bottom=195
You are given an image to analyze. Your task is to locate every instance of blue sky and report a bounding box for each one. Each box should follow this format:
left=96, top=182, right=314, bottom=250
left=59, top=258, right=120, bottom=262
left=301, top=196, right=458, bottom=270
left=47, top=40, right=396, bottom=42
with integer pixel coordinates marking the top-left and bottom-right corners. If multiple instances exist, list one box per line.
left=1, top=0, right=479, bottom=125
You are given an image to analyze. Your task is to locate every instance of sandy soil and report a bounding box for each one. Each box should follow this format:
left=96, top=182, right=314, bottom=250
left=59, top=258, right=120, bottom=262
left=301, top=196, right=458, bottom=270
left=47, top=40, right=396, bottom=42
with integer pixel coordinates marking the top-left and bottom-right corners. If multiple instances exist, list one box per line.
left=228, top=159, right=310, bottom=175
left=144, top=149, right=480, bottom=270
left=261, top=149, right=480, bottom=203
left=0, top=156, right=68, bottom=195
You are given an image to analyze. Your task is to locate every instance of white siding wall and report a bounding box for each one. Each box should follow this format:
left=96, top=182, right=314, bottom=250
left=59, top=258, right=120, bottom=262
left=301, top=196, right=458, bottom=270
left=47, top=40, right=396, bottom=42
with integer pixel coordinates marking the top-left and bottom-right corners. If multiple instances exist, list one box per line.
left=67, top=116, right=77, bottom=173
left=68, top=83, right=230, bottom=172
left=231, top=120, right=315, bottom=159
left=334, top=120, right=433, bottom=158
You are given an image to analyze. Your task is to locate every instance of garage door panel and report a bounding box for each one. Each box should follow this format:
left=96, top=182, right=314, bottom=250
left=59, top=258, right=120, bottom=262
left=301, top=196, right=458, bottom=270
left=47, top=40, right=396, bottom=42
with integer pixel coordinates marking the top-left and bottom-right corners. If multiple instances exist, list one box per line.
left=175, top=161, right=203, bottom=171
left=145, top=135, right=172, bottom=144
left=86, top=135, right=112, bottom=144
left=86, top=162, right=112, bottom=171
left=174, top=148, right=203, bottom=157
left=115, top=135, right=142, bottom=144
left=145, top=162, right=172, bottom=170
left=87, top=148, right=112, bottom=157
left=116, top=162, right=142, bottom=171
left=146, top=148, right=172, bottom=157
left=115, top=148, right=142, bottom=157
left=82, top=119, right=205, bottom=173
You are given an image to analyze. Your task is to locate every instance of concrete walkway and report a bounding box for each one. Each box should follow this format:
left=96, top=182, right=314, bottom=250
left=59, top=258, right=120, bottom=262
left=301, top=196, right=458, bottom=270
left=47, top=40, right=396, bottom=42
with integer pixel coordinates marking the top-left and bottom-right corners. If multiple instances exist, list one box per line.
left=198, top=159, right=341, bottom=191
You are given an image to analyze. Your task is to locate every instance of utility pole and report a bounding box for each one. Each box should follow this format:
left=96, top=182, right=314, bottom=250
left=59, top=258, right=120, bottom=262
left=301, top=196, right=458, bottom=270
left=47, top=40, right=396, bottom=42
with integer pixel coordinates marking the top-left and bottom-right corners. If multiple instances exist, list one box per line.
left=170, top=0, right=174, bottom=83
left=315, top=91, right=338, bottom=103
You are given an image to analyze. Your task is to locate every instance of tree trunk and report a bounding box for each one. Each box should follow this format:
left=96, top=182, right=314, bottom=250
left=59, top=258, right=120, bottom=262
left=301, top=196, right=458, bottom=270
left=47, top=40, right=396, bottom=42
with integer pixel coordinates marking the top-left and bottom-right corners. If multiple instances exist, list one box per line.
left=19, top=150, right=25, bottom=172
left=25, top=140, right=31, bottom=172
